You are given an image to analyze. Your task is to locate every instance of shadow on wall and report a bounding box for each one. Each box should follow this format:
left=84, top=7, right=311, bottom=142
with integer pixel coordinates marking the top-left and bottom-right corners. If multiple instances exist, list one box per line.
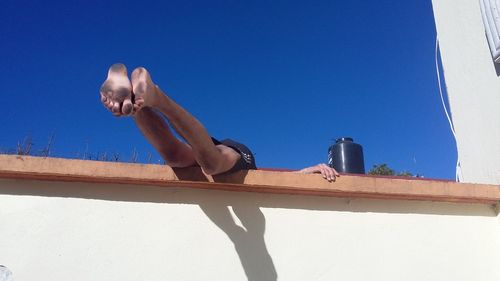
left=493, top=60, right=500, bottom=76
left=176, top=169, right=277, bottom=280
left=199, top=202, right=277, bottom=281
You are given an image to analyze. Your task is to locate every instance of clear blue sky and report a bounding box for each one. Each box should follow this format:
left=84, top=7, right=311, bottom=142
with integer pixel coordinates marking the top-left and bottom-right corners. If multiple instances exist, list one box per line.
left=0, top=0, right=456, bottom=179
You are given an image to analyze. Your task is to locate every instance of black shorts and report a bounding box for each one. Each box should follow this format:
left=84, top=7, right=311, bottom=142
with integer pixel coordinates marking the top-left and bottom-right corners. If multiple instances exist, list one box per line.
left=211, top=137, right=257, bottom=173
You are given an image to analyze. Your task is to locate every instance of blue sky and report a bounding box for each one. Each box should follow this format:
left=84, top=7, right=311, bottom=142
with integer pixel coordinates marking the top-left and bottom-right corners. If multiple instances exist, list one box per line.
left=0, top=0, right=456, bottom=179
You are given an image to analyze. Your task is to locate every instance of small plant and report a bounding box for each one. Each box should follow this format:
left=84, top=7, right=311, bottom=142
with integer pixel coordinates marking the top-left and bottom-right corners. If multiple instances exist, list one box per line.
left=130, top=147, right=138, bottom=163
left=2, top=135, right=163, bottom=164
left=39, top=133, right=55, bottom=157
left=368, top=164, right=395, bottom=176
left=16, top=136, right=33, bottom=156
left=368, top=163, right=421, bottom=177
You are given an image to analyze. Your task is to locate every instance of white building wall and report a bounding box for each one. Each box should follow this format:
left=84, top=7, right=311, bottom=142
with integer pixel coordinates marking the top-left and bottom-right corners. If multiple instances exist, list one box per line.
left=1, top=179, right=499, bottom=281
left=432, top=0, right=500, bottom=184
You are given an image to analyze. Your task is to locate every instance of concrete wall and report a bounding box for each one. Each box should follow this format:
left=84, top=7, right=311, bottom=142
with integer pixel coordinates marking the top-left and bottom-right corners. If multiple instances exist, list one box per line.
left=432, top=0, right=500, bottom=184
left=1, top=179, right=499, bottom=281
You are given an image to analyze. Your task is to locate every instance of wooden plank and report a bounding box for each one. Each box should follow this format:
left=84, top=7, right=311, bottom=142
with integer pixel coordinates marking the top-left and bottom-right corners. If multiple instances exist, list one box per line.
left=0, top=155, right=499, bottom=204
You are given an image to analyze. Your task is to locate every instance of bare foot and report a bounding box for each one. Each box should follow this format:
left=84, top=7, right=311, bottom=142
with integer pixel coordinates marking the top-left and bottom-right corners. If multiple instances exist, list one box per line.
left=131, top=67, right=157, bottom=112
left=100, top=63, right=134, bottom=116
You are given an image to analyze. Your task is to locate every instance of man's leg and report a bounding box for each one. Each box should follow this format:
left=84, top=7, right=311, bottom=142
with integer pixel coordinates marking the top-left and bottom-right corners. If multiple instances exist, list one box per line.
left=100, top=64, right=196, bottom=167
left=130, top=67, right=241, bottom=175
left=134, top=107, right=197, bottom=167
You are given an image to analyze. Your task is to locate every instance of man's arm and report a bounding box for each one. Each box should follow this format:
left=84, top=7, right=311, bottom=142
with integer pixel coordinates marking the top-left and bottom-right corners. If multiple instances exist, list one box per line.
left=298, top=163, right=339, bottom=182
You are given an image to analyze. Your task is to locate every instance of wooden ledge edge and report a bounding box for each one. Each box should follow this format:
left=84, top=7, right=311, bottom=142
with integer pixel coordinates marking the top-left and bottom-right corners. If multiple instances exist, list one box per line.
left=0, top=155, right=499, bottom=204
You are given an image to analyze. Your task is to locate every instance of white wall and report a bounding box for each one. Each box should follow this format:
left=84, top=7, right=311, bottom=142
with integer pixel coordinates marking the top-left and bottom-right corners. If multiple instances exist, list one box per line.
left=1, top=179, right=499, bottom=281
left=432, top=0, right=500, bottom=184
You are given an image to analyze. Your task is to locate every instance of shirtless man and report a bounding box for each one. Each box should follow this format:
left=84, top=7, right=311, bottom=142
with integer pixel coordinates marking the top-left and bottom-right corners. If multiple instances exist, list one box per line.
left=100, top=64, right=339, bottom=181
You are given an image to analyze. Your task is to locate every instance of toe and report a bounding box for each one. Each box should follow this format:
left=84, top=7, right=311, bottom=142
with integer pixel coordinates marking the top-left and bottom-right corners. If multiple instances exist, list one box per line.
left=122, top=99, right=133, bottom=115
left=135, top=98, right=144, bottom=107
left=105, top=98, right=112, bottom=107
left=133, top=103, right=140, bottom=113
left=100, top=92, right=112, bottom=110
left=106, top=102, right=114, bottom=111
left=111, top=101, right=121, bottom=114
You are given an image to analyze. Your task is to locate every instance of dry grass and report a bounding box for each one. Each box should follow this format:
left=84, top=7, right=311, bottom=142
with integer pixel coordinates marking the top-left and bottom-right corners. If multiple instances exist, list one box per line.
left=1, top=135, right=164, bottom=164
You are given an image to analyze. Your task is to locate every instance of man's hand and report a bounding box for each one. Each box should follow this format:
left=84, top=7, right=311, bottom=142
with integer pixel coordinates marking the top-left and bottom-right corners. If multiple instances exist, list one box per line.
left=299, top=163, right=340, bottom=182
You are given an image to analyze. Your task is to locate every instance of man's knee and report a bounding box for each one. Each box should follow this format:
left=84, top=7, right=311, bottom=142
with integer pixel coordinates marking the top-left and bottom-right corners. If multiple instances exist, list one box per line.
left=196, top=146, right=240, bottom=175
left=199, top=155, right=238, bottom=175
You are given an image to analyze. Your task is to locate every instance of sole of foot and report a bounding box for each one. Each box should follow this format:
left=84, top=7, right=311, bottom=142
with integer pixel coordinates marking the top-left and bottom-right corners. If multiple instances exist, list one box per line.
left=100, top=63, right=134, bottom=116
left=131, top=67, right=156, bottom=112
